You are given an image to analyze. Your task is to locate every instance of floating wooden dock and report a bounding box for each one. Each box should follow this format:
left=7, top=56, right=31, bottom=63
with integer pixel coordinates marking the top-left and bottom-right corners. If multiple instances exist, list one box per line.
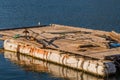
left=1, top=24, right=120, bottom=76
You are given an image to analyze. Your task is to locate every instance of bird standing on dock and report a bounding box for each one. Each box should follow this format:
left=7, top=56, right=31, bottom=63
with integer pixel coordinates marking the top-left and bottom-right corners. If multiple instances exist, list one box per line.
left=38, top=22, right=41, bottom=26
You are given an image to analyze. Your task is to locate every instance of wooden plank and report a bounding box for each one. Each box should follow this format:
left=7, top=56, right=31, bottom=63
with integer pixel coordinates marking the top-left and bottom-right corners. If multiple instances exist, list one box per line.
left=109, top=31, right=120, bottom=43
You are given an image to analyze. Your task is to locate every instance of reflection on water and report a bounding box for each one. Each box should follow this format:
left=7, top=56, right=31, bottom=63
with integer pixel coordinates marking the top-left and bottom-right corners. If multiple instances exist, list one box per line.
left=4, top=51, right=117, bottom=80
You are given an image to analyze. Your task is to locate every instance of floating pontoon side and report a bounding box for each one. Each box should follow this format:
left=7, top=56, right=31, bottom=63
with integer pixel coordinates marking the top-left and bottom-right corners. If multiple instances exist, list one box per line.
left=4, top=39, right=116, bottom=76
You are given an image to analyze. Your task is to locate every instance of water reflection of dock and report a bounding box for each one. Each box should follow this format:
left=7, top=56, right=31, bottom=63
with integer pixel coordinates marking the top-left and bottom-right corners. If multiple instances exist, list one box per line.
left=4, top=51, right=116, bottom=80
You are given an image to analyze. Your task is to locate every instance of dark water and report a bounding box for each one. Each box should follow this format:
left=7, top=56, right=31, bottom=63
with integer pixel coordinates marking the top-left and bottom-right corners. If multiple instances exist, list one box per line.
left=0, top=0, right=120, bottom=80
left=0, top=0, right=120, bottom=32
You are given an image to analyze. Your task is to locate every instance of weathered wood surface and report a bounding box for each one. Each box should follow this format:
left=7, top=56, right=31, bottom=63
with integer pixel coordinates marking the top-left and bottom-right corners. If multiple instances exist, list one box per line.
left=1, top=24, right=120, bottom=60
left=109, top=31, right=120, bottom=43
